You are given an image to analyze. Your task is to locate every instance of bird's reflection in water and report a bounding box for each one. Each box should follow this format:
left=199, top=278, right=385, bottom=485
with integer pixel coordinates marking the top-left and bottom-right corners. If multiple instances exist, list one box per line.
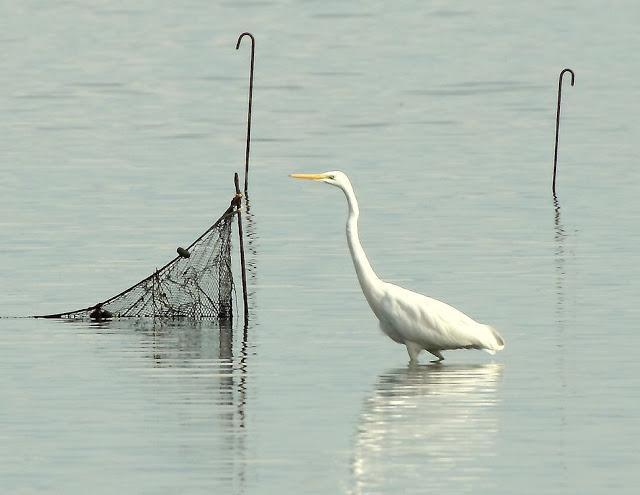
left=351, top=364, right=503, bottom=495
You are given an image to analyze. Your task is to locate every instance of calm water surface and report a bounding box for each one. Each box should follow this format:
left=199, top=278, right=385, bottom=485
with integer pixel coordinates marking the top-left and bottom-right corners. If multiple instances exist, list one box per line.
left=1, top=1, right=639, bottom=494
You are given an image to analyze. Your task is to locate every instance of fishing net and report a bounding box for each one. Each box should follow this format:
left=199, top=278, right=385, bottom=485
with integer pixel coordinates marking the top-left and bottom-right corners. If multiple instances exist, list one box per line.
left=37, top=202, right=238, bottom=320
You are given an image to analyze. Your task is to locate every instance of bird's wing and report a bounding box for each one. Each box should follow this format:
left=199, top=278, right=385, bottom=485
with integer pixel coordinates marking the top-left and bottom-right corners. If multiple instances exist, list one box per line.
left=378, top=283, right=490, bottom=350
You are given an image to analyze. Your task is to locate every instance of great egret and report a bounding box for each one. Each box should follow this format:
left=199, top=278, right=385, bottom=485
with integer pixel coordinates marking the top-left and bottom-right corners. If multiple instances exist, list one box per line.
left=290, top=171, right=504, bottom=363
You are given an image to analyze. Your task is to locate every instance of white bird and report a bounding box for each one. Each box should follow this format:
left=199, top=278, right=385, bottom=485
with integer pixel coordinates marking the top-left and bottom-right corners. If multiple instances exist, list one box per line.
left=290, top=171, right=504, bottom=363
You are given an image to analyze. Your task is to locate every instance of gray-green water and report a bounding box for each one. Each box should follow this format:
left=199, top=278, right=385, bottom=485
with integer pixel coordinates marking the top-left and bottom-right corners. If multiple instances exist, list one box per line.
left=2, top=1, right=639, bottom=493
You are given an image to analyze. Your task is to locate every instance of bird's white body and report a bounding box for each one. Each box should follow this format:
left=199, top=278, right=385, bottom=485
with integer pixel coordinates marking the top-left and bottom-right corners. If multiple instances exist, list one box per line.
left=370, top=282, right=503, bottom=361
left=291, top=170, right=504, bottom=363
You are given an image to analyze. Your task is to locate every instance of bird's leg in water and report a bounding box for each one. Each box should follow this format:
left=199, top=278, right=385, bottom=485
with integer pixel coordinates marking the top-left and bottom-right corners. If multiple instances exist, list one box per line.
left=405, top=342, right=423, bottom=363
left=428, top=350, right=444, bottom=364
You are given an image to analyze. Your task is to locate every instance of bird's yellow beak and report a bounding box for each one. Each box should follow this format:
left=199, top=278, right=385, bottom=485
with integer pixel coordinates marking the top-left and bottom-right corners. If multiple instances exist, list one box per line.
left=289, top=173, right=328, bottom=181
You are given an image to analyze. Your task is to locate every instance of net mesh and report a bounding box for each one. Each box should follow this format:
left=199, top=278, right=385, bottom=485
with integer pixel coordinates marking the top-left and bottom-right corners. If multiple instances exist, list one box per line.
left=38, top=205, right=236, bottom=320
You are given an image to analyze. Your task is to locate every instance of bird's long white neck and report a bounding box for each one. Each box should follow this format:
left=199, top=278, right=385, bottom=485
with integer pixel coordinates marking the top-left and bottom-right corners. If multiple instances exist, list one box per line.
left=341, top=182, right=384, bottom=310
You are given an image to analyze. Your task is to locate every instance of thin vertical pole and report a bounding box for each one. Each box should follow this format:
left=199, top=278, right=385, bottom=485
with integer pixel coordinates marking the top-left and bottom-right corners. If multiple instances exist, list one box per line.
left=553, top=68, right=575, bottom=195
left=234, top=173, right=249, bottom=325
left=236, top=32, right=255, bottom=193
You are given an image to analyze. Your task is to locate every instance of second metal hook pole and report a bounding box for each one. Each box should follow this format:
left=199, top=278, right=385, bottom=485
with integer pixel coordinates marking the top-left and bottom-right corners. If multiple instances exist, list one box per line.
left=552, top=68, right=575, bottom=196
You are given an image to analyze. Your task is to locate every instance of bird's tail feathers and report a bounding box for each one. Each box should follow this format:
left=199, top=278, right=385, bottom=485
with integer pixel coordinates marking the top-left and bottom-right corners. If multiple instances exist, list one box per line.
left=484, top=325, right=505, bottom=352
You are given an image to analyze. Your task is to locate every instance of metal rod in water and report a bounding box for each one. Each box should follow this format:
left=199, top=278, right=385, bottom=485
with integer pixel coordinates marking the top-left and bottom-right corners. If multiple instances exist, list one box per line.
left=234, top=172, right=249, bottom=325
left=236, top=32, right=255, bottom=193
left=553, top=68, right=575, bottom=195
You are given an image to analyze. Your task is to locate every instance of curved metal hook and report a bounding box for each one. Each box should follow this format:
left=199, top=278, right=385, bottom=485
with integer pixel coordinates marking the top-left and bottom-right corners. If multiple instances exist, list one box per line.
left=560, top=68, right=575, bottom=88
left=552, top=68, right=575, bottom=195
left=236, top=32, right=255, bottom=193
left=236, top=32, right=255, bottom=51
